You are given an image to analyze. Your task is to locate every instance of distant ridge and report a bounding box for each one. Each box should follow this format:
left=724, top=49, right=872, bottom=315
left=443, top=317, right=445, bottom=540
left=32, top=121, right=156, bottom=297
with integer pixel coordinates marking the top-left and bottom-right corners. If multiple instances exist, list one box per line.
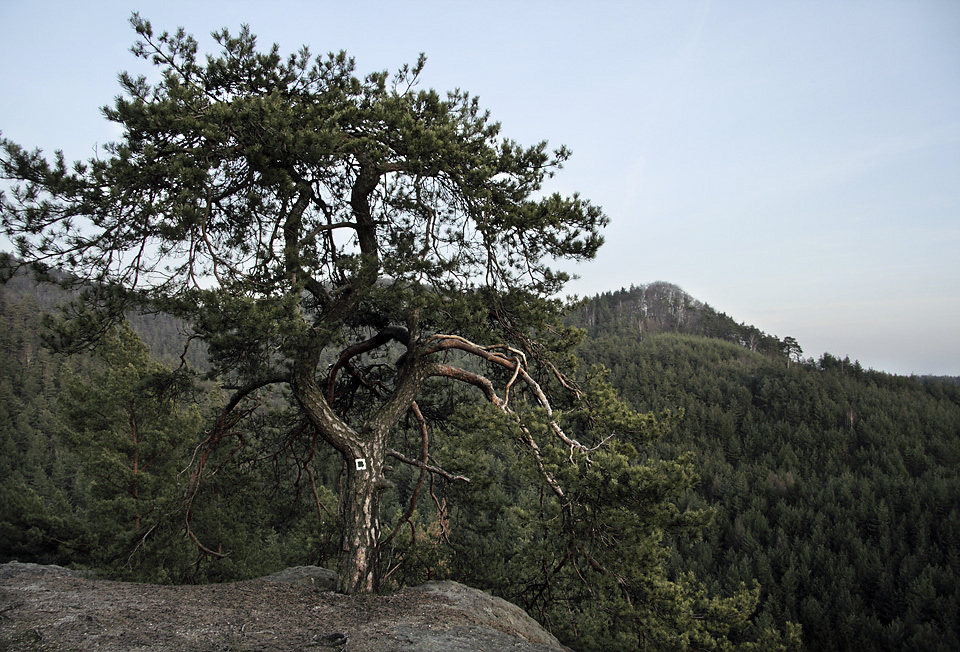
left=569, top=281, right=788, bottom=359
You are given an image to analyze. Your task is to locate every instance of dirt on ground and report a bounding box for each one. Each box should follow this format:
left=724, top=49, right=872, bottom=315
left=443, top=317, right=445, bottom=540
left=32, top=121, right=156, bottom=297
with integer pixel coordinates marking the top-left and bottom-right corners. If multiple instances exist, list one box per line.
left=0, top=562, right=569, bottom=652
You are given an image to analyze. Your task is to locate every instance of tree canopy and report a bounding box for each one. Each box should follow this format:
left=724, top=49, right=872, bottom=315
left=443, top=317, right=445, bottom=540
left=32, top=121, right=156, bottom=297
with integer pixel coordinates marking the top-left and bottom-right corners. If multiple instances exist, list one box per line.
left=0, top=14, right=613, bottom=595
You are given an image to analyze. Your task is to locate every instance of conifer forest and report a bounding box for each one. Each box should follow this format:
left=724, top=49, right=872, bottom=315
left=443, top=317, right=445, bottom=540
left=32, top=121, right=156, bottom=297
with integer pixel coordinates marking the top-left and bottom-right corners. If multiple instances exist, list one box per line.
left=3, top=276, right=958, bottom=651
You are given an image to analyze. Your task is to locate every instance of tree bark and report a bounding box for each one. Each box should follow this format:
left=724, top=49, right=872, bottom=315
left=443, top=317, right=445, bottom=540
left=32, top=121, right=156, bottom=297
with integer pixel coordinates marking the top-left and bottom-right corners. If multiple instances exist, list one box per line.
left=293, top=369, right=396, bottom=594
left=334, top=358, right=428, bottom=593
left=337, top=439, right=388, bottom=594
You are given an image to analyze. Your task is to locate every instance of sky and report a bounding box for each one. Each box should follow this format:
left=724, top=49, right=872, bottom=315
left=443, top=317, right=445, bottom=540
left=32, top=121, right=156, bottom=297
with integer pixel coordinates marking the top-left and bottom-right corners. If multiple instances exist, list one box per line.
left=1, top=1, right=958, bottom=376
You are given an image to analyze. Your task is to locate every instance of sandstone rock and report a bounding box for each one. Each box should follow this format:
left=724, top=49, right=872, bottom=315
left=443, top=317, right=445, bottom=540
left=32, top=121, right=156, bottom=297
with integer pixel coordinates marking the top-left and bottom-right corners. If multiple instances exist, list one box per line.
left=402, top=580, right=569, bottom=650
left=0, top=562, right=571, bottom=651
left=375, top=580, right=571, bottom=652
left=264, top=565, right=339, bottom=591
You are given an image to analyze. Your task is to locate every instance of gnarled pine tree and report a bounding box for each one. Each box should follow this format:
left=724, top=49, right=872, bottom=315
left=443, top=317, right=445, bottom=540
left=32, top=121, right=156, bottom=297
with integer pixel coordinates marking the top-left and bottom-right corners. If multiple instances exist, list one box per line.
left=1, top=15, right=608, bottom=594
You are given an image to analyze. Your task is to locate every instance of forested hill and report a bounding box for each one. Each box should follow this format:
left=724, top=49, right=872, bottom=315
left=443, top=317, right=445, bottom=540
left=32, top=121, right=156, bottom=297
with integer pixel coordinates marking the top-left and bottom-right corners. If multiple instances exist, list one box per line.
left=569, top=284, right=960, bottom=651
left=3, top=275, right=959, bottom=650
left=570, top=282, right=786, bottom=357
left=0, top=267, right=207, bottom=369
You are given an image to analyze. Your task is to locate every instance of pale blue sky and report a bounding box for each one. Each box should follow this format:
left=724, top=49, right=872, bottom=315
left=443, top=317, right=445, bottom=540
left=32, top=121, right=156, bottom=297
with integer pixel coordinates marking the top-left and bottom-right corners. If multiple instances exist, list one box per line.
left=1, top=1, right=958, bottom=376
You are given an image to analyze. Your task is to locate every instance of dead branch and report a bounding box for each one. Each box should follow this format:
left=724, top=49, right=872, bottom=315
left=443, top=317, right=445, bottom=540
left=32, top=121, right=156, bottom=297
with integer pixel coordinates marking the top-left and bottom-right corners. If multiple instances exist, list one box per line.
left=387, top=448, right=472, bottom=483
left=427, top=358, right=569, bottom=500
left=185, top=519, right=229, bottom=558
left=425, top=334, right=587, bottom=454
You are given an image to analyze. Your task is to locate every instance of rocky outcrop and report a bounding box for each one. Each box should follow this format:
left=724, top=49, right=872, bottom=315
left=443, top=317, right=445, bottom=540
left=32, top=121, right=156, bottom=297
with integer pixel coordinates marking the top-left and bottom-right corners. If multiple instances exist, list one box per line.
left=390, top=580, right=569, bottom=651
left=0, top=563, right=570, bottom=651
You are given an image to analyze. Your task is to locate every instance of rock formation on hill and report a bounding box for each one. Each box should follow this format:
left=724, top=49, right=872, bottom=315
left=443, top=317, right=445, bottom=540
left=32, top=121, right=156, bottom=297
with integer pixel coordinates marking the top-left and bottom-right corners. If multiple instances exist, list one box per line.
left=0, top=562, right=570, bottom=651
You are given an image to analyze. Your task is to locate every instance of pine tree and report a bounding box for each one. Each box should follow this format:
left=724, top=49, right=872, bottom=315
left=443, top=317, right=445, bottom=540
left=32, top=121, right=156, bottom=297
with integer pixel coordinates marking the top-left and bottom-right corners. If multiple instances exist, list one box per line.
left=59, top=323, right=202, bottom=576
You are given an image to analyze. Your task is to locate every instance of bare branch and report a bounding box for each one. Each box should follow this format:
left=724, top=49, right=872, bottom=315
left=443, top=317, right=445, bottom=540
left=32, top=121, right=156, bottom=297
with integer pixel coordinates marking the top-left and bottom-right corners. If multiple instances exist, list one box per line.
left=426, top=334, right=586, bottom=453
left=382, top=401, right=445, bottom=548
left=220, top=373, right=290, bottom=419
left=186, top=525, right=229, bottom=558
left=298, top=220, right=358, bottom=246
left=427, top=360, right=567, bottom=500
left=387, top=448, right=471, bottom=483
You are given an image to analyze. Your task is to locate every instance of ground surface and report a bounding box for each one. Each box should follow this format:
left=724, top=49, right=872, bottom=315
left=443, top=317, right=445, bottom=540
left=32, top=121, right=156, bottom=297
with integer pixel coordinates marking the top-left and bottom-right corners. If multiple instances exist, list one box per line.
left=0, top=563, right=569, bottom=652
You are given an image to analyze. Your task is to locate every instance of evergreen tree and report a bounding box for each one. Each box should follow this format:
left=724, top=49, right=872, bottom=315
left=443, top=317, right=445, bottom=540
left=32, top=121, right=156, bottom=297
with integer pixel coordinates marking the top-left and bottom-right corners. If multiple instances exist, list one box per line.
left=58, top=323, right=202, bottom=576
left=0, top=284, right=88, bottom=565
left=0, top=14, right=623, bottom=596
left=568, top=321, right=960, bottom=651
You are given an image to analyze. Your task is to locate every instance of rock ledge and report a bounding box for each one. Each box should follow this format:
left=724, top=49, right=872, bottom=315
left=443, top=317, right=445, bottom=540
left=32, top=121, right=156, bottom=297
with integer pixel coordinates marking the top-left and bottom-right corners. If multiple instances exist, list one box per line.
left=0, top=562, right=569, bottom=651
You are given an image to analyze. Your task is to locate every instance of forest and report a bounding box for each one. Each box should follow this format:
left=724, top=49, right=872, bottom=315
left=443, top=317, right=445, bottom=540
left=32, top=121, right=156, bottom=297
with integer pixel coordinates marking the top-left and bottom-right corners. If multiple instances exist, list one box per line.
left=568, top=284, right=960, bottom=651
left=2, top=276, right=957, bottom=651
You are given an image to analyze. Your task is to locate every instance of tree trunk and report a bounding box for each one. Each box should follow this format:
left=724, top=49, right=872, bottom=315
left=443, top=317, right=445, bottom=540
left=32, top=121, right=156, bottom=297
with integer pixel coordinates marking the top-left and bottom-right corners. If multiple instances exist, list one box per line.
left=293, top=352, right=426, bottom=594
left=337, top=443, right=388, bottom=594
